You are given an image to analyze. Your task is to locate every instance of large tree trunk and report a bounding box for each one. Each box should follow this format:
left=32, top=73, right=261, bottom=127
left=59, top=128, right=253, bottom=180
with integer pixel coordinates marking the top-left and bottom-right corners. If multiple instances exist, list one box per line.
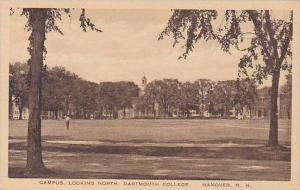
left=26, top=9, right=47, bottom=174
left=268, top=69, right=281, bottom=147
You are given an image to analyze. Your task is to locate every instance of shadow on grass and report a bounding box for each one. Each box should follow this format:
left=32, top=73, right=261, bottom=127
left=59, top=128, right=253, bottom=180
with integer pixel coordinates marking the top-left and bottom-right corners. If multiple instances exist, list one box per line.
left=9, top=142, right=291, bottom=162
left=8, top=138, right=291, bottom=179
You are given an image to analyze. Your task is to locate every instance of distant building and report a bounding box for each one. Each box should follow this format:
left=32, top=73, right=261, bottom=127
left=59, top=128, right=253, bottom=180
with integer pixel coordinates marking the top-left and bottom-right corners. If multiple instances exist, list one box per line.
left=279, top=92, right=292, bottom=119
left=11, top=96, right=64, bottom=120
left=41, top=110, right=63, bottom=120
left=250, top=87, right=291, bottom=119
left=118, top=74, right=147, bottom=119
left=252, top=87, right=271, bottom=119
left=117, top=107, right=136, bottom=119
left=203, top=110, right=211, bottom=118
left=12, top=103, right=29, bottom=120
left=197, top=86, right=291, bottom=120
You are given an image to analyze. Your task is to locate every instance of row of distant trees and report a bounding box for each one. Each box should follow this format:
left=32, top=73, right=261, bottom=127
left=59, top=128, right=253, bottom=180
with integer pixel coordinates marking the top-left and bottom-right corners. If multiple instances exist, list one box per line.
left=9, top=62, right=140, bottom=119
left=138, top=78, right=258, bottom=118
left=11, top=62, right=284, bottom=120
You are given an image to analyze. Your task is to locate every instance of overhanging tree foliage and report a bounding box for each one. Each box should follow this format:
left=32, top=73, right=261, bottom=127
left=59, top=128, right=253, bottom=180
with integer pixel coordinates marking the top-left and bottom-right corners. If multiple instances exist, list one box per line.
left=159, top=10, right=292, bottom=147
left=10, top=8, right=101, bottom=174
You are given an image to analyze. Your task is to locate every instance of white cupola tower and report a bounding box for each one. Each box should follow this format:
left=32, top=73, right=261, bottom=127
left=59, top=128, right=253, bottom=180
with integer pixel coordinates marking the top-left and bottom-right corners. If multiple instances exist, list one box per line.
left=140, top=73, right=147, bottom=96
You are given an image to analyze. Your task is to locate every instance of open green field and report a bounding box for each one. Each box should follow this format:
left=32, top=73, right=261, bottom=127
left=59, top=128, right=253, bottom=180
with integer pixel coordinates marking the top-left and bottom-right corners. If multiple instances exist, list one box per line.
left=9, top=119, right=291, bottom=142
left=8, top=119, right=291, bottom=180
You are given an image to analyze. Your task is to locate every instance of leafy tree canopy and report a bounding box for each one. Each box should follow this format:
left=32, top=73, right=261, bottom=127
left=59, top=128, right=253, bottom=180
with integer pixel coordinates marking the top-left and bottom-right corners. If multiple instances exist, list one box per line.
left=159, top=10, right=292, bottom=84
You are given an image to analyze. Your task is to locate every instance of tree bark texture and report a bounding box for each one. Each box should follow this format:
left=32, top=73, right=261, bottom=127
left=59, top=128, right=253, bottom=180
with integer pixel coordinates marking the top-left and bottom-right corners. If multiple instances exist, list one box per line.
left=26, top=8, right=47, bottom=174
left=268, top=68, right=280, bottom=146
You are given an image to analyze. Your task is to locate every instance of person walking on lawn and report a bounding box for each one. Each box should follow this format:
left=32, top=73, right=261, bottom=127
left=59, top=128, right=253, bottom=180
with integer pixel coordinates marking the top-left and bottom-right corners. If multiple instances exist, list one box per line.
left=65, top=115, right=70, bottom=130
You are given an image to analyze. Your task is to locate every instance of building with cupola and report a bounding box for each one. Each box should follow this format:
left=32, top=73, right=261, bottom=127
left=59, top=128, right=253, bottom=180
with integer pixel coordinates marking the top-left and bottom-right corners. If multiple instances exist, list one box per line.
left=117, top=74, right=149, bottom=119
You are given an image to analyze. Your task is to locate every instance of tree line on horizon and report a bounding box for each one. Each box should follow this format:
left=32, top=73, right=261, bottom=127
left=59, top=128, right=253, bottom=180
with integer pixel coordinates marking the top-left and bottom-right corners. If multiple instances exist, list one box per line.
left=9, top=62, right=291, bottom=120
left=9, top=62, right=139, bottom=119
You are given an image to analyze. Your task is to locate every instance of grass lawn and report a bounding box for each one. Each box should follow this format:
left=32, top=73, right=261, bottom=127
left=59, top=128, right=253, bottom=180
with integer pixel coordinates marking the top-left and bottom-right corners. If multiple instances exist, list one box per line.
left=8, top=119, right=291, bottom=180
left=9, top=119, right=291, bottom=142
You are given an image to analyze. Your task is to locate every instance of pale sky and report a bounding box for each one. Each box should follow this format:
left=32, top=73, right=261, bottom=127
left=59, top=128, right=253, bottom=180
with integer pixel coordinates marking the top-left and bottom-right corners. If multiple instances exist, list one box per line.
left=9, top=9, right=290, bottom=87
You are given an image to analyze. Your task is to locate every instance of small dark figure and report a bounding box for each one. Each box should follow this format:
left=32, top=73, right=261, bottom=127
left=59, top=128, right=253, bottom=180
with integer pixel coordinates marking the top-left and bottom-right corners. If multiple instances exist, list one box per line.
left=65, top=115, right=70, bottom=130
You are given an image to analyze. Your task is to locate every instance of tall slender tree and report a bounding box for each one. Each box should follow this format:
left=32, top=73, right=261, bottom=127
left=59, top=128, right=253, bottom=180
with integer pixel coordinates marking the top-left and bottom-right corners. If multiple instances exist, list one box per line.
left=11, top=8, right=101, bottom=174
left=194, top=79, right=214, bottom=116
left=178, top=82, right=199, bottom=117
left=159, top=10, right=292, bottom=147
left=144, top=79, right=181, bottom=118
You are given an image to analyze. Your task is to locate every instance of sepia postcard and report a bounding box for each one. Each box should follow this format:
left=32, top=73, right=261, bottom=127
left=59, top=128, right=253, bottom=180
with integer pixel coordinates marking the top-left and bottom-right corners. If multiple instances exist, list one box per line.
left=0, top=0, right=300, bottom=190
